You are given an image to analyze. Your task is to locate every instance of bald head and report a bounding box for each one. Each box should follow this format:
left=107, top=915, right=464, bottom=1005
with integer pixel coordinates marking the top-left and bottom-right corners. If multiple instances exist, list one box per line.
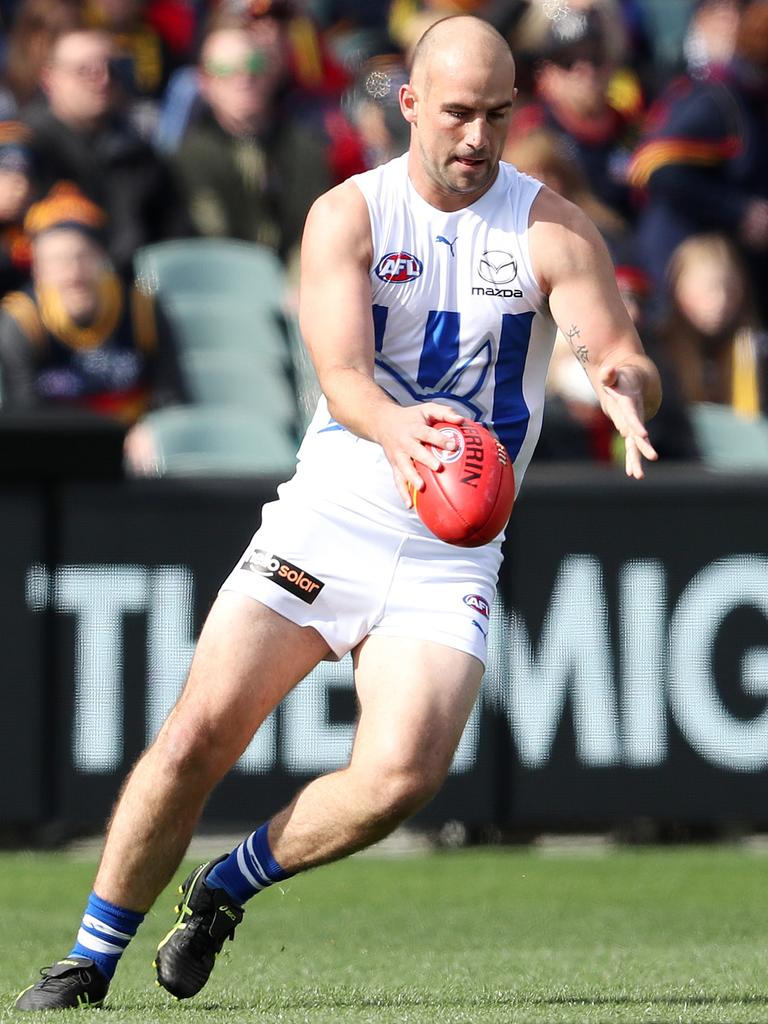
left=410, top=16, right=515, bottom=96
left=399, top=14, right=517, bottom=210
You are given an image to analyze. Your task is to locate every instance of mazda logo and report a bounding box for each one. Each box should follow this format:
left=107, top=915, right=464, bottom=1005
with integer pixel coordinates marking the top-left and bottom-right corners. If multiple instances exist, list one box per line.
left=477, top=250, right=517, bottom=285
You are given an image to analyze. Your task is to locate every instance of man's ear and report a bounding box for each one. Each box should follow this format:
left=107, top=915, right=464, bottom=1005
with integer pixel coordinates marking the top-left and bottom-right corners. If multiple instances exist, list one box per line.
left=399, top=82, right=418, bottom=125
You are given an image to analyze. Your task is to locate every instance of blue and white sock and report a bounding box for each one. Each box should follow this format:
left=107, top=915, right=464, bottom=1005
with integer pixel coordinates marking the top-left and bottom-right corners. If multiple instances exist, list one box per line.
left=205, top=821, right=292, bottom=906
left=68, top=892, right=144, bottom=981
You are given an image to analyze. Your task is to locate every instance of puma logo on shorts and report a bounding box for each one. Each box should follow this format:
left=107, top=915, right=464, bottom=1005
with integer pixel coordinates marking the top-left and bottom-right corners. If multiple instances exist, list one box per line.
left=240, top=549, right=325, bottom=604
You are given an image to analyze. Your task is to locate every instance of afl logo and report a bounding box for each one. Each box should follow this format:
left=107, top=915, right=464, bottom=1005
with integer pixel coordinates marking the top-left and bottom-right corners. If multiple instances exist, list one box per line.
left=477, top=250, right=517, bottom=285
left=375, top=251, right=423, bottom=283
left=433, top=426, right=464, bottom=464
left=463, top=593, right=490, bottom=618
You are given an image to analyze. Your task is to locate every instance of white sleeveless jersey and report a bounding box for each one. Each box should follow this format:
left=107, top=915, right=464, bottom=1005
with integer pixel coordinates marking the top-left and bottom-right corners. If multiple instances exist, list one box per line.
left=291, top=153, right=557, bottom=533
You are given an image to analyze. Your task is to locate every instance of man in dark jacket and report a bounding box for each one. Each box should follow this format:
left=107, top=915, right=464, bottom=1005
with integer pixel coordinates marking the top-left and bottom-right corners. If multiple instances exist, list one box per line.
left=629, top=0, right=768, bottom=320
left=171, top=22, right=332, bottom=265
left=24, top=26, right=188, bottom=278
left=519, top=9, right=639, bottom=226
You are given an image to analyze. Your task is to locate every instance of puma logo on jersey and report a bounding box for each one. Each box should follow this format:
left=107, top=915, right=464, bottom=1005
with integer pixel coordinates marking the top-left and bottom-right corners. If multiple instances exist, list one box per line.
left=435, top=235, right=457, bottom=257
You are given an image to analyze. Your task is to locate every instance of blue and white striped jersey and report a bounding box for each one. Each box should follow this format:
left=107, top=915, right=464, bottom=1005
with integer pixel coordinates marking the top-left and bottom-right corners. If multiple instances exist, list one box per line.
left=294, top=154, right=557, bottom=532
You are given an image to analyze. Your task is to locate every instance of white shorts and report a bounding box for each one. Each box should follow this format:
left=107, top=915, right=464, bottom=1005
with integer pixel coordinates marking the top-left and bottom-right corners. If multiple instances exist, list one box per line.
left=220, top=488, right=502, bottom=666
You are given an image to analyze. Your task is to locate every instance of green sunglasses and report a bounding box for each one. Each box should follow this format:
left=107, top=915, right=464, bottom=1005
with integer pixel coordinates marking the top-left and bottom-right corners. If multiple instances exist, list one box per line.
left=203, top=51, right=268, bottom=78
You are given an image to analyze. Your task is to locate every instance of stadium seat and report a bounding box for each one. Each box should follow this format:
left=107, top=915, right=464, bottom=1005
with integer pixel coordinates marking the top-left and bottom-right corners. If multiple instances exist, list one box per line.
left=134, top=238, right=286, bottom=312
left=143, top=407, right=298, bottom=477
left=134, top=239, right=301, bottom=438
left=690, top=403, right=768, bottom=470
left=163, top=298, right=290, bottom=369
left=179, top=348, right=298, bottom=432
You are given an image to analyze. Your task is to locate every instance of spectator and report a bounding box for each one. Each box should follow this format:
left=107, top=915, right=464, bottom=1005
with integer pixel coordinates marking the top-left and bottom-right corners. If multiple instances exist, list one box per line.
left=84, top=0, right=176, bottom=136
left=2, top=0, right=82, bottom=110
left=156, top=1, right=343, bottom=146
left=682, top=0, right=744, bottom=80
left=171, top=20, right=332, bottom=262
left=0, top=121, right=34, bottom=299
left=516, top=0, right=632, bottom=69
left=24, top=26, right=188, bottom=277
left=655, top=233, right=767, bottom=416
left=612, top=244, right=700, bottom=458
left=342, top=52, right=410, bottom=169
left=629, top=0, right=768, bottom=321
left=512, top=6, right=640, bottom=223
left=0, top=183, right=187, bottom=466
left=502, top=126, right=627, bottom=243
left=155, top=1, right=363, bottom=182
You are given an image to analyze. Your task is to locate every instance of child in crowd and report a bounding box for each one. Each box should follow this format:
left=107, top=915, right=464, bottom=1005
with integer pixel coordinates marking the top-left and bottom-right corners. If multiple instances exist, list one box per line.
left=658, top=233, right=767, bottom=417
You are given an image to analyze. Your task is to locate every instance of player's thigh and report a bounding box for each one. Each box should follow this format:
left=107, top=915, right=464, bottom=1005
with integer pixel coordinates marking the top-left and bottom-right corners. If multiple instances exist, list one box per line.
left=350, top=634, right=483, bottom=782
left=163, top=590, right=331, bottom=755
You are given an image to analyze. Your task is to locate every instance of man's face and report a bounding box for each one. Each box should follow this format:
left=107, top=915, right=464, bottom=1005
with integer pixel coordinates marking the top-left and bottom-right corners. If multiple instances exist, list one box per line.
left=537, top=48, right=611, bottom=117
left=200, top=29, right=276, bottom=136
left=33, top=229, right=106, bottom=322
left=401, top=54, right=516, bottom=206
left=44, top=32, right=115, bottom=128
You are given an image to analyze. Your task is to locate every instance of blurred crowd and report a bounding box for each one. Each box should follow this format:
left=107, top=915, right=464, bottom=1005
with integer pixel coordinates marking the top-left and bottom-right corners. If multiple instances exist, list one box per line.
left=0, top=0, right=765, bottom=472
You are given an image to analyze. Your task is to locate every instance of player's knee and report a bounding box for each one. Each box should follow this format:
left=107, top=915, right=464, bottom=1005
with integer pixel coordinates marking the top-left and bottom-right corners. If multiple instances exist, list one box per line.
left=152, top=714, right=235, bottom=783
left=370, top=762, right=446, bottom=825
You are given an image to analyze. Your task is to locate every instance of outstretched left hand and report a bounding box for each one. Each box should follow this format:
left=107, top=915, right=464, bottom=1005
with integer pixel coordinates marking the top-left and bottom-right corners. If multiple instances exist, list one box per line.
left=599, top=364, right=658, bottom=479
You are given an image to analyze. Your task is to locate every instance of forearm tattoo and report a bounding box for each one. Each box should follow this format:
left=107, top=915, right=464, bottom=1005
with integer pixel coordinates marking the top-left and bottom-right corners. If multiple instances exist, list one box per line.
left=566, top=324, right=589, bottom=365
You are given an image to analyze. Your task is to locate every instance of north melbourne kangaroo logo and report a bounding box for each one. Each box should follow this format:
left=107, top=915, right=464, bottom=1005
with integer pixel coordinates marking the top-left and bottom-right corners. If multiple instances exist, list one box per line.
left=375, top=333, right=496, bottom=422
left=435, top=235, right=458, bottom=257
left=477, top=250, right=517, bottom=285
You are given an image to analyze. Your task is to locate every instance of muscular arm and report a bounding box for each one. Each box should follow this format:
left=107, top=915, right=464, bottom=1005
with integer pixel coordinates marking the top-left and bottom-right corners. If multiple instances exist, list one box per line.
left=299, top=183, right=462, bottom=504
left=529, top=189, right=662, bottom=478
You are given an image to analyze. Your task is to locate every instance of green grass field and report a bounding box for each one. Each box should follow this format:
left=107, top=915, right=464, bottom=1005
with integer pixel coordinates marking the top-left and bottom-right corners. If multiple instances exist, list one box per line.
left=1, top=845, right=767, bottom=1023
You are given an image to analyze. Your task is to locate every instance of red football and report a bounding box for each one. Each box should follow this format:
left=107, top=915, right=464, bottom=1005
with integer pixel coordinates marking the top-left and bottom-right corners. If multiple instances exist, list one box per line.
left=412, top=420, right=515, bottom=547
